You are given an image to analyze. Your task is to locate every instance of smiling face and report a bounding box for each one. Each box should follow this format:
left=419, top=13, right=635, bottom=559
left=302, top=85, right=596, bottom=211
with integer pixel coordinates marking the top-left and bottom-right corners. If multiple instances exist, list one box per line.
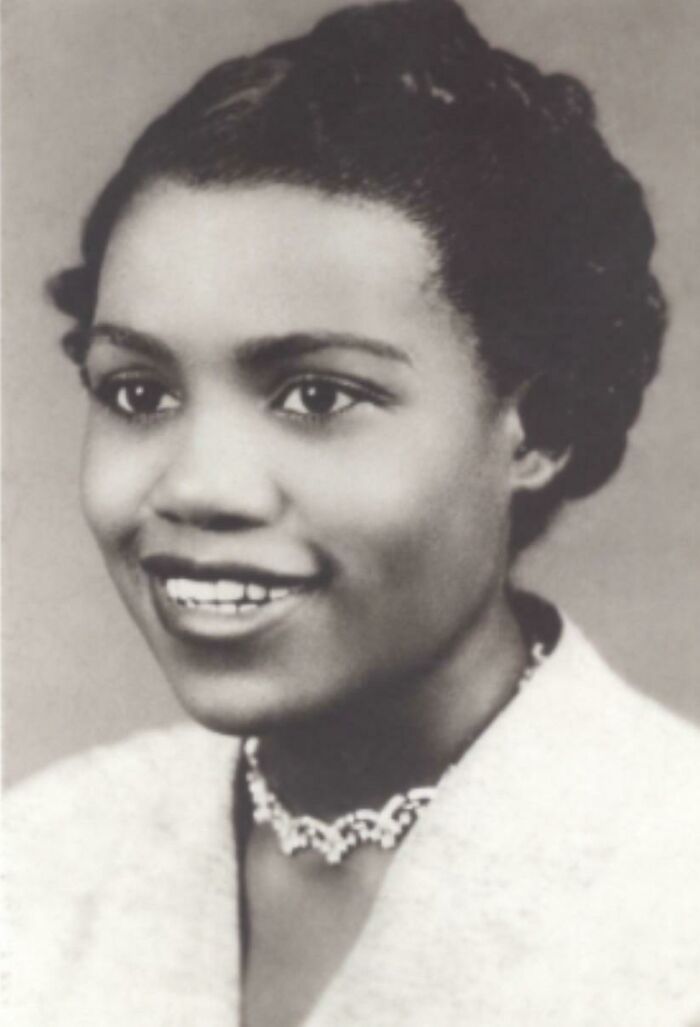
left=82, top=181, right=525, bottom=734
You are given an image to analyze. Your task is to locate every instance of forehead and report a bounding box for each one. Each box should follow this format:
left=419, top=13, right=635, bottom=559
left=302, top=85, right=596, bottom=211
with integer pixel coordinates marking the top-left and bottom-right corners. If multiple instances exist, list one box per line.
left=95, top=181, right=459, bottom=356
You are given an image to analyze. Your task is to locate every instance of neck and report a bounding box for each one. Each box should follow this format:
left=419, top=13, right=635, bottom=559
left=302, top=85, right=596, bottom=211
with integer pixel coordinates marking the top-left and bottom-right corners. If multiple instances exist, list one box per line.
left=257, top=589, right=528, bottom=820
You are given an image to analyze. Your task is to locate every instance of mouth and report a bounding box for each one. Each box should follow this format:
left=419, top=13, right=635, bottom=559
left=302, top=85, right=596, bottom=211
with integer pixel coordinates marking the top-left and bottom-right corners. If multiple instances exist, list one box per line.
left=161, top=576, right=304, bottom=614
left=141, top=554, right=322, bottom=641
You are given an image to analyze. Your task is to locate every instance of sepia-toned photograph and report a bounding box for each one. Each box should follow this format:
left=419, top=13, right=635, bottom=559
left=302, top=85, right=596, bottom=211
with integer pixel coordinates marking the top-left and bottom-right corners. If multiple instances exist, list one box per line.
left=4, top=1, right=700, bottom=1024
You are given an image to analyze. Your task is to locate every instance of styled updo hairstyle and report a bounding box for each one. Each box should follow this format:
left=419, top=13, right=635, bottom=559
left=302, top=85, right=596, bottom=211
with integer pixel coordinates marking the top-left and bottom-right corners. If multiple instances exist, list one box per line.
left=51, top=0, right=666, bottom=552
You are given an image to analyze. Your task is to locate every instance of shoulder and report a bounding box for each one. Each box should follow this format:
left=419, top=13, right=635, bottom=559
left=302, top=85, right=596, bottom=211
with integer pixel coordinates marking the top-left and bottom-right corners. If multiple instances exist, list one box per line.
left=523, top=614, right=700, bottom=869
left=539, top=615, right=700, bottom=773
left=5, top=725, right=241, bottom=1024
left=5, top=720, right=237, bottom=821
left=5, top=722, right=239, bottom=899
left=510, top=598, right=700, bottom=803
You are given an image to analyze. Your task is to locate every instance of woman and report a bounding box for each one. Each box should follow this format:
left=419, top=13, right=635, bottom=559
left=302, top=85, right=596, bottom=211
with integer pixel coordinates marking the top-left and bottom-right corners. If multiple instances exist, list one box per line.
left=7, top=1, right=700, bottom=1024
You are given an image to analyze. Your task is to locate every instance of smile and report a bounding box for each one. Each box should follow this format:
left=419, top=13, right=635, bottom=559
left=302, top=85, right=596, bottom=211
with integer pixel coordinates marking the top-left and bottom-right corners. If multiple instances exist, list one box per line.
left=163, top=577, right=303, bottom=614
left=141, top=554, right=322, bottom=642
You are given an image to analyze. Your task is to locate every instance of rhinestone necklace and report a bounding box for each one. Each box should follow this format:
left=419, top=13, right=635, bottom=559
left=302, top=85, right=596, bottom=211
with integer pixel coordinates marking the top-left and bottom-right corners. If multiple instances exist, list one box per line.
left=243, top=642, right=546, bottom=865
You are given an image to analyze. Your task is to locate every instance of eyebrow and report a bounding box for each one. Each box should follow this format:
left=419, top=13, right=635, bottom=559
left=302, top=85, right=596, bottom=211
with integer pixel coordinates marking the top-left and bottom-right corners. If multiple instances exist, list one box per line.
left=86, top=324, right=175, bottom=363
left=86, top=323, right=413, bottom=368
left=235, top=332, right=412, bottom=368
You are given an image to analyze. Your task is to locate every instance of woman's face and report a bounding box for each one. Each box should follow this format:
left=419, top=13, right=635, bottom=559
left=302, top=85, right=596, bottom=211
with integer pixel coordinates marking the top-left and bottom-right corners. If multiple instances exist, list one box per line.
left=83, top=181, right=523, bottom=733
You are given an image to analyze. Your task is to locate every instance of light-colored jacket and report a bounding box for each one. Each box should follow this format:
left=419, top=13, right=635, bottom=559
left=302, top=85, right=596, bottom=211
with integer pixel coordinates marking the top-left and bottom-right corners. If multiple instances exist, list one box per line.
left=6, top=618, right=700, bottom=1026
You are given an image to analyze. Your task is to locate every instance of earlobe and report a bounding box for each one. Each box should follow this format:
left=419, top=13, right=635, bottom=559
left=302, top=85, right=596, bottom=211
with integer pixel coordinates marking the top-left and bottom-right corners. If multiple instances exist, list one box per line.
left=505, top=404, right=570, bottom=493
left=510, top=441, right=570, bottom=492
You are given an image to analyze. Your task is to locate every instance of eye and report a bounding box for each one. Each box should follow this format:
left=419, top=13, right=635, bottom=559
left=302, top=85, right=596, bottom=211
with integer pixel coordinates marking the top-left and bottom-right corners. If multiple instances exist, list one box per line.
left=275, top=379, right=365, bottom=419
left=93, top=376, right=180, bottom=420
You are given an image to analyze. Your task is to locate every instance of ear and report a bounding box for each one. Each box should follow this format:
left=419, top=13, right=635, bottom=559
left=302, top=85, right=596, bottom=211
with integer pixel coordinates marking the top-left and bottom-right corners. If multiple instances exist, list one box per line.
left=503, top=402, right=571, bottom=493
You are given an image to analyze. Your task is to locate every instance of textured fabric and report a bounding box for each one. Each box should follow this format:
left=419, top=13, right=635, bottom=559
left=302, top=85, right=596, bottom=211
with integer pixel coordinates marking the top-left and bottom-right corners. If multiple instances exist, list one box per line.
left=5, top=618, right=700, bottom=1026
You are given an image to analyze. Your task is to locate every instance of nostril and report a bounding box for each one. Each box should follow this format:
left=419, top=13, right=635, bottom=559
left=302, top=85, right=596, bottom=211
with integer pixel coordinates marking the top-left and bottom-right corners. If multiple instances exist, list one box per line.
left=159, top=509, right=266, bottom=531
left=201, top=512, right=263, bottom=531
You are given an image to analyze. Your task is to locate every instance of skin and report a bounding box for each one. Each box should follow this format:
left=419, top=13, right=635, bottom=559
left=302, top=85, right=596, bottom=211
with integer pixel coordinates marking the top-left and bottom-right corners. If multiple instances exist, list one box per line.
left=82, top=180, right=560, bottom=1026
left=81, top=177, right=562, bottom=791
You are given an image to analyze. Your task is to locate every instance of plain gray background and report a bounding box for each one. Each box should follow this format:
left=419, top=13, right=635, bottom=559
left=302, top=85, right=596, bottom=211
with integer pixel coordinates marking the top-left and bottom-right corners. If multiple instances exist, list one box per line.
left=3, top=0, right=699, bottom=785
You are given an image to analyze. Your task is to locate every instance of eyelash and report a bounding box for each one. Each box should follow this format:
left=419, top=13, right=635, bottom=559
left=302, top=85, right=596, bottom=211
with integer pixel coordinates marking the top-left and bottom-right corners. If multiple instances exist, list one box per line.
left=88, top=374, right=180, bottom=423
left=86, top=372, right=383, bottom=424
left=272, top=376, right=378, bottom=422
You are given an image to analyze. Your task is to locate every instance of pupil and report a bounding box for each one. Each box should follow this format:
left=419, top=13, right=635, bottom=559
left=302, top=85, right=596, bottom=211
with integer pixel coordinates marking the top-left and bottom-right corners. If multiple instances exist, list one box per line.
left=301, top=382, right=336, bottom=414
left=128, top=382, right=160, bottom=413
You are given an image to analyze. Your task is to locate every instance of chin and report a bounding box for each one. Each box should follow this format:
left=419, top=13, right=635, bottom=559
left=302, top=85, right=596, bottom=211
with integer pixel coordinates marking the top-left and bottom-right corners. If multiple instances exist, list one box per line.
left=162, top=662, right=335, bottom=738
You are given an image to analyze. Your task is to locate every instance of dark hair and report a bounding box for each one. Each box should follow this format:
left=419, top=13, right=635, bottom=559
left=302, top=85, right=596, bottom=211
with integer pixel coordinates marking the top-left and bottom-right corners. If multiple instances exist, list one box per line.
left=50, top=0, right=666, bottom=551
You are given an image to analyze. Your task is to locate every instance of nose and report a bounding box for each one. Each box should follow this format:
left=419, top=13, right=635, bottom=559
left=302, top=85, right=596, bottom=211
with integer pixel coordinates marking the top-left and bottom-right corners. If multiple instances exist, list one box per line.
left=150, top=405, right=284, bottom=530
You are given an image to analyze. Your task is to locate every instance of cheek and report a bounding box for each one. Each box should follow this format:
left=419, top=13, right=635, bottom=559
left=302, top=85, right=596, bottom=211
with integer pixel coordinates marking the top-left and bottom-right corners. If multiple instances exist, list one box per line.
left=80, top=422, right=155, bottom=550
left=288, top=417, right=510, bottom=589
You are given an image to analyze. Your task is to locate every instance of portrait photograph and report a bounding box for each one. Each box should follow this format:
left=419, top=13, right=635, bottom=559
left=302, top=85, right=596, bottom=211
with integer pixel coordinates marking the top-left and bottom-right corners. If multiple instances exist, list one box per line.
left=3, top=1, right=700, bottom=1024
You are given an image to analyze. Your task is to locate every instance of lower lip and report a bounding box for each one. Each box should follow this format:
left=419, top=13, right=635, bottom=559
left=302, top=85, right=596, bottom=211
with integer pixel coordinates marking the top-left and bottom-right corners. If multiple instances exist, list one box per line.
left=149, top=576, right=314, bottom=643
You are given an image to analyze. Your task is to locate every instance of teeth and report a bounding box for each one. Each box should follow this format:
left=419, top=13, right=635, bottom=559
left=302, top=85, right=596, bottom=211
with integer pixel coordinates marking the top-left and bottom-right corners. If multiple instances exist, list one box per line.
left=164, top=578, right=193, bottom=602
left=216, top=580, right=246, bottom=602
left=162, top=576, right=297, bottom=611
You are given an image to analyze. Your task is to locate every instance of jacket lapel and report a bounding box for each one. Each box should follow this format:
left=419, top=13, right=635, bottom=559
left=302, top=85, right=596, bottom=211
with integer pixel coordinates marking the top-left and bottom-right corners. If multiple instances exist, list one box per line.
left=302, top=622, right=681, bottom=1026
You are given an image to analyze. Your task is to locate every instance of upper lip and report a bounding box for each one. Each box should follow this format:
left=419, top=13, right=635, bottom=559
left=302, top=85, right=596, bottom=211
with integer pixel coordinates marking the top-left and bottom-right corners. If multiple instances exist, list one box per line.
left=141, top=553, right=322, bottom=589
